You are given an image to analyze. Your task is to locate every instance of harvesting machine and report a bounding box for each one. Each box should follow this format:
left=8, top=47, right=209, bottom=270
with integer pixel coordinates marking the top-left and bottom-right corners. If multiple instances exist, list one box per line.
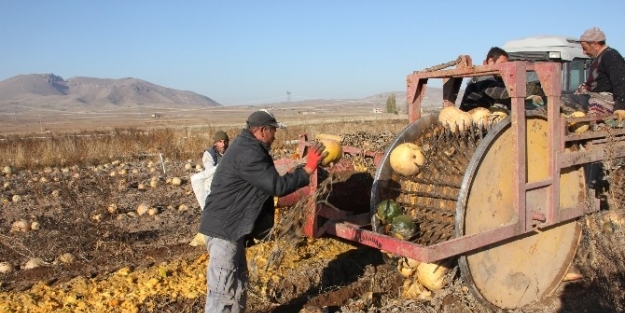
left=274, top=36, right=625, bottom=309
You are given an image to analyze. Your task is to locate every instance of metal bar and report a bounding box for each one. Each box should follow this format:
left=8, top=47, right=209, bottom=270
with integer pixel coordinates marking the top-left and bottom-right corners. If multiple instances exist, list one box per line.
left=499, top=61, right=529, bottom=232
left=565, top=128, right=625, bottom=142
left=325, top=220, right=518, bottom=263
left=559, top=143, right=625, bottom=167
left=442, top=77, right=462, bottom=108
left=409, top=62, right=536, bottom=80
left=407, top=79, right=427, bottom=123
left=526, top=179, right=553, bottom=191
left=536, top=62, right=562, bottom=224
left=303, top=169, right=319, bottom=238
left=316, top=203, right=350, bottom=220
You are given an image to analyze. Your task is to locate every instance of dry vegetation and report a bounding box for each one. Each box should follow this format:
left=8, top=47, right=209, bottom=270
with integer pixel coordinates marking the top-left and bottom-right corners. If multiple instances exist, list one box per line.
left=0, top=117, right=408, bottom=169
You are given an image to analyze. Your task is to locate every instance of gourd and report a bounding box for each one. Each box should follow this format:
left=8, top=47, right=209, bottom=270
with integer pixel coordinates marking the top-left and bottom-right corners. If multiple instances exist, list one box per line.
left=319, top=139, right=342, bottom=166
left=390, top=214, right=417, bottom=240
left=438, top=106, right=471, bottom=133
left=488, top=106, right=509, bottom=124
left=468, top=107, right=491, bottom=127
left=568, top=111, right=590, bottom=133
left=376, top=200, right=402, bottom=224
left=417, top=261, right=451, bottom=291
left=389, top=143, right=425, bottom=176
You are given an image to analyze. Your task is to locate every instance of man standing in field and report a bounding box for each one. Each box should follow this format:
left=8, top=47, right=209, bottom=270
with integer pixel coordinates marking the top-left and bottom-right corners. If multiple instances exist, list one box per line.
left=198, top=110, right=327, bottom=313
left=191, top=130, right=229, bottom=210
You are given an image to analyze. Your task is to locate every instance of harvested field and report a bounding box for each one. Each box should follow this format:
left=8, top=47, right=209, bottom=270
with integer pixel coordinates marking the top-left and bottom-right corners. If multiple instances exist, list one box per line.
left=1, top=112, right=625, bottom=313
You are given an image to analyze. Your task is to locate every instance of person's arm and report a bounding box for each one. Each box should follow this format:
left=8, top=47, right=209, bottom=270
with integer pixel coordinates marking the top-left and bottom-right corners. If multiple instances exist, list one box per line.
left=240, top=143, right=326, bottom=197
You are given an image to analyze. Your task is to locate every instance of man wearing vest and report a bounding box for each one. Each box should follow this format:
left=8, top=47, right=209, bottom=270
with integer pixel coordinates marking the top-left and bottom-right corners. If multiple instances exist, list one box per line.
left=202, top=130, right=229, bottom=171
left=191, top=130, right=230, bottom=210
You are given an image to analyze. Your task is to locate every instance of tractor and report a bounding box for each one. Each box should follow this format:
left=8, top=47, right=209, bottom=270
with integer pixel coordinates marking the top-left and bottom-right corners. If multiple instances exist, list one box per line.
left=273, top=36, right=625, bottom=310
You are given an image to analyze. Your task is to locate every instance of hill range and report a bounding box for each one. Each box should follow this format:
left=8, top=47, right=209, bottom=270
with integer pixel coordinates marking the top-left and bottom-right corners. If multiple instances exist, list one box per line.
left=0, top=74, right=221, bottom=113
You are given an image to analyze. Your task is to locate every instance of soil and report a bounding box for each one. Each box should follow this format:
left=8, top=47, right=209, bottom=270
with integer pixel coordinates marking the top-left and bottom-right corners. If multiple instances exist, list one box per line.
left=1, top=135, right=625, bottom=313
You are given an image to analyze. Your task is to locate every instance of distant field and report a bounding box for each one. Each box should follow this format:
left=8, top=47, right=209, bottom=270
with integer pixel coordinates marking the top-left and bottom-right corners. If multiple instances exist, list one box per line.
left=0, top=101, right=427, bottom=135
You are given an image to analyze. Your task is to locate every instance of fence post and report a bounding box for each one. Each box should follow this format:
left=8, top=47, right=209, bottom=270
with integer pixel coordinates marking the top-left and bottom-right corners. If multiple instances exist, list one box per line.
left=159, top=153, right=167, bottom=175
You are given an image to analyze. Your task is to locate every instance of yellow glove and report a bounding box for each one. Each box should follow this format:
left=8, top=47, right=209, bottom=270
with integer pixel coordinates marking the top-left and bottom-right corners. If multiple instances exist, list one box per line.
left=615, top=109, right=625, bottom=121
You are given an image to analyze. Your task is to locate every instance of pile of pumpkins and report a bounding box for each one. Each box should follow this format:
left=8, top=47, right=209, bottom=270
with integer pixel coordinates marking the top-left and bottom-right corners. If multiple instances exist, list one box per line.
left=437, top=106, right=508, bottom=134
left=438, top=105, right=590, bottom=134
left=375, top=199, right=451, bottom=299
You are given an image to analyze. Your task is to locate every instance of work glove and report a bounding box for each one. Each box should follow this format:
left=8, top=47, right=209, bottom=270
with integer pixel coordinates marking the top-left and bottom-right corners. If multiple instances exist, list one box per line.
left=304, top=141, right=328, bottom=172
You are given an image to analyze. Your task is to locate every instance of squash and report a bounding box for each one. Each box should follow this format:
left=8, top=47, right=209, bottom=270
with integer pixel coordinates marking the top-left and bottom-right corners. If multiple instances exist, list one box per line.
left=568, top=111, right=590, bottom=133
left=390, top=214, right=417, bottom=240
left=417, top=261, right=450, bottom=291
left=376, top=199, right=402, bottom=223
left=488, top=106, right=509, bottom=124
left=468, top=107, right=490, bottom=127
left=319, top=139, right=342, bottom=166
left=389, top=143, right=425, bottom=176
left=438, top=106, right=471, bottom=133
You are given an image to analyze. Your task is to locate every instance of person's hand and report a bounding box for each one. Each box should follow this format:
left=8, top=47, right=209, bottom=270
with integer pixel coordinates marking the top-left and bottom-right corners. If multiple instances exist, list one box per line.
left=575, top=83, right=588, bottom=94
left=304, top=141, right=327, bottom=173
left=614, top=109, right=625, bottom=121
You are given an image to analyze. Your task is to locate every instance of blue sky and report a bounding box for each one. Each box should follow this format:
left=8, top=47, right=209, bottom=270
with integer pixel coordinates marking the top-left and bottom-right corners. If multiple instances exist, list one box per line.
left=1, top=1, right=624, bottom=106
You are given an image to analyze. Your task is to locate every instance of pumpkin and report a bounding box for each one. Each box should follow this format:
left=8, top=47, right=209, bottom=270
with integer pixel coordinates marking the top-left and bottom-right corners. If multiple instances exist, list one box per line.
left=376, top=199, right=402, bottom=223
left=389, top=143, right=425, bottom=176
left=568, top=111, right=590, bottom=133
left=488, top=106, right=509, bottom=124
left=319, top=139, right=342, bottom=166
left=438, top=106, right=471, bottom=133
left=390, top=214, right=417, bottom=240
left=417, top=261, right=450, bottom=291
left=397, top=262, right=415, bottom=278
left=468, top=107, right=490, bottom=127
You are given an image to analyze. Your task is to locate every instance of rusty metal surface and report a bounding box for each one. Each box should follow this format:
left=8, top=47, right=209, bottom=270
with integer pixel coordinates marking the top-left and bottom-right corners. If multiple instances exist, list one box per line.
left=456, top=116, right=583, bottom=309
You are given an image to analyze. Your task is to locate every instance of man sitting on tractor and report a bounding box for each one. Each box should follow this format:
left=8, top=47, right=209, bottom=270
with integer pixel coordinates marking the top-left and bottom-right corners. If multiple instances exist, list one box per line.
left=574, top=27, right=625, bottom=121
left=459, top=47, right=544, bottom=112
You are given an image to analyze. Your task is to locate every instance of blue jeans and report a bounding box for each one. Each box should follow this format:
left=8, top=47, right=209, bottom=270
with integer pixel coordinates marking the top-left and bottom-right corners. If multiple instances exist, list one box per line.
left=204, top=236, right=248, bottom=313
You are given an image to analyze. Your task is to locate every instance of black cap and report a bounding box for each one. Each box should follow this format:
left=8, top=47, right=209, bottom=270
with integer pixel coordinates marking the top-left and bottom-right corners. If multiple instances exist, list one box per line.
left=246, top=110, right=286, bottom=128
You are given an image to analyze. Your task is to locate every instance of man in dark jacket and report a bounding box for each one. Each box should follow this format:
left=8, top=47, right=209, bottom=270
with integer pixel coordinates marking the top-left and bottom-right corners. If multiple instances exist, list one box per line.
left=459, top=47, right=545, bottom=112
left=198, top=110, right=326, bottom=313
left=575, top=27, right=625, bottom=120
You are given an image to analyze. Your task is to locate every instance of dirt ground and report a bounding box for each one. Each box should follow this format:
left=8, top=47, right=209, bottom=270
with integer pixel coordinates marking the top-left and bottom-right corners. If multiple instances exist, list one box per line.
left=1, top=127, right=625, bottom=313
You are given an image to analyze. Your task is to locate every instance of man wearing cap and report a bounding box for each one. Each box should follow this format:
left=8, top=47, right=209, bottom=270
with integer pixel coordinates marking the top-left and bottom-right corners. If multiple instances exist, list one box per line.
left=191, top=130, right=230, bottom=210
left=575, top=27, right=625, bottom=120
left=203, top=130, right=229, bottom=170
left=198, top=110, right=327, bottom=313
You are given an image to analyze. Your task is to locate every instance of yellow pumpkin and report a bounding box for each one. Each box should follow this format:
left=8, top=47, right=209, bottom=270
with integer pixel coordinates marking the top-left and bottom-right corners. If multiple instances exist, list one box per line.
left=468, top=107, right=491, bottom=127
left=390, top=143, right=425, bottom=176
left=416, top=261, right=450, bottom=291
left=319, top=139, right=342, bottom=166
left=489, top=106, right=509, bottom=124
left=568, top=111, right=590, bottom=133
left=438, top=106, right=471, bottom=133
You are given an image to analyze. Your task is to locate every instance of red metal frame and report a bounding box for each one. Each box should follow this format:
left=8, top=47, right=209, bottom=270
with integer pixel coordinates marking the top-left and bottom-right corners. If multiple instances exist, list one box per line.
left=279, top=59, right=621, bottom=263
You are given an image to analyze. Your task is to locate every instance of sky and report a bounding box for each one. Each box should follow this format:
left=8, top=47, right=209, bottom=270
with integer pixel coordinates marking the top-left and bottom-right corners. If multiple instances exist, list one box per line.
left=1, top=1, right=625, bottom=106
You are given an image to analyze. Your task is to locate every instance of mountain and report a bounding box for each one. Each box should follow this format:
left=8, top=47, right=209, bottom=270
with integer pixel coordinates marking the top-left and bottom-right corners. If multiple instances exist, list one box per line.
left=0, top=74, right=220, bottom=109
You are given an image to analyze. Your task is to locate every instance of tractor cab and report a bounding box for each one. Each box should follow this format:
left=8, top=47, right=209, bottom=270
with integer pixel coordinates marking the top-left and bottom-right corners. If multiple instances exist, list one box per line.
left=503, top=36, right=591, bottom=93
